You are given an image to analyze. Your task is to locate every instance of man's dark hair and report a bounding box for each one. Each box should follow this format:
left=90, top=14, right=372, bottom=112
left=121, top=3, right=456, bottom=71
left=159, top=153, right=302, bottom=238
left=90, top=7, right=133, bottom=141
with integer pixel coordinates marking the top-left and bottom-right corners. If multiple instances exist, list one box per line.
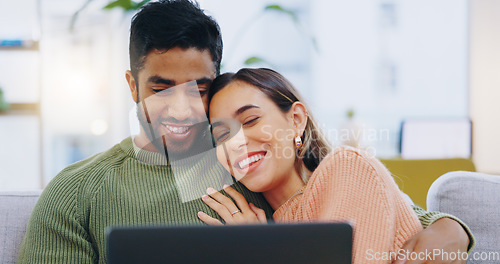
left=129, top=0, right=223, bottom=81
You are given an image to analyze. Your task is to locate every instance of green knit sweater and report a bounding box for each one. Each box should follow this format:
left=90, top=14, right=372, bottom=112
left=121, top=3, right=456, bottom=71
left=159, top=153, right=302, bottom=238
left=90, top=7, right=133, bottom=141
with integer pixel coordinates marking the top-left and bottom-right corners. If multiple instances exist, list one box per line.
left=17, top=137, right=474, bottom=263
left=18, top=137, right=274, bottom=263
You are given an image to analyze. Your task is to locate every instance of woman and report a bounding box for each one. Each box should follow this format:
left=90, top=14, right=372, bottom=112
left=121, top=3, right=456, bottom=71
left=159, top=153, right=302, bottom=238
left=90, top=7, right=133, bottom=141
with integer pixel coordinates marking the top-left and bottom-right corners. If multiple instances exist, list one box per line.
left=197, top=68, right=422, bottom=263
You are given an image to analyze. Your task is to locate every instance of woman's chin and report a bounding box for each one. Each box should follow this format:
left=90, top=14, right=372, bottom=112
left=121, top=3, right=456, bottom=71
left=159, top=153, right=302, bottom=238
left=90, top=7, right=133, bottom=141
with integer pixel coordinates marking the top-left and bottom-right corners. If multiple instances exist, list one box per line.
left=239, top=178, right=270, bottom=193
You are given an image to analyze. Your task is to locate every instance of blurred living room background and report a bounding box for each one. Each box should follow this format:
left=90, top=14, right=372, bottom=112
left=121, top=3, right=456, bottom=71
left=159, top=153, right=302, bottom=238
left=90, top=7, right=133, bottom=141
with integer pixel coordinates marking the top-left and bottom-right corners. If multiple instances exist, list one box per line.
left=0, top=0, right=499, bottom=192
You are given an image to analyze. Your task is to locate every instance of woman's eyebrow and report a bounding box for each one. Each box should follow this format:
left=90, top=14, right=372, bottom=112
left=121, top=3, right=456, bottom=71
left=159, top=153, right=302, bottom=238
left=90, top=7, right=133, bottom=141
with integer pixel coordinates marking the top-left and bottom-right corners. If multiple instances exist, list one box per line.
left=234, top=105, right=260, bottom=118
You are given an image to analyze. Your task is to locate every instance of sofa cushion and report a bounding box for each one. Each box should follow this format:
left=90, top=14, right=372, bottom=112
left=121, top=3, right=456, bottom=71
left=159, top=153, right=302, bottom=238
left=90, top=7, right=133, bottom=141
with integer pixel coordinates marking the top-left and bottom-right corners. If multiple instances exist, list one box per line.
left=0, top=191, right=41, bottom=264
left=427, top=171, right=500, bottom=264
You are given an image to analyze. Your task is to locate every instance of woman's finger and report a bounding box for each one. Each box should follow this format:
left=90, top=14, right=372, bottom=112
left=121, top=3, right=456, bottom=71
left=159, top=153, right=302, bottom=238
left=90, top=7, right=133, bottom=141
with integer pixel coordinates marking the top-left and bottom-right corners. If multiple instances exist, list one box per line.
left=206, top=187, right=240, bottom=214
left=197, top=211, right=224, bottom=226
left=249, top=203, right=267, bottom=224
left=201, top=195, right=234, bottom=223
left=222, top=185, right=252, bottom=213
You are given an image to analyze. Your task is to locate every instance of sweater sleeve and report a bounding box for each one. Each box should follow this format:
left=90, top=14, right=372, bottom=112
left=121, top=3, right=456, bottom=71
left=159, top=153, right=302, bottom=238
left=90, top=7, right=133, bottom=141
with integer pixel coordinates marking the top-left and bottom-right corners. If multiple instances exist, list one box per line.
left=412, top=204, right=475, bottom=252
left=17, top=170, right=96, bottom=264
left=303, top=147, right=422, bottom=264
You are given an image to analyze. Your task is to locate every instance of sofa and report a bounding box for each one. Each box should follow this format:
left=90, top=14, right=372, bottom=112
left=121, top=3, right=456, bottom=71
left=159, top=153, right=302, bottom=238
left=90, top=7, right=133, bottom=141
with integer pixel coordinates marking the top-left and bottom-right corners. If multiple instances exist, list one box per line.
left=427, top=171, right=500, bottom=264
left=1, top=171, right=498, bottom=263
left=0, top=190, right=42, bottom=264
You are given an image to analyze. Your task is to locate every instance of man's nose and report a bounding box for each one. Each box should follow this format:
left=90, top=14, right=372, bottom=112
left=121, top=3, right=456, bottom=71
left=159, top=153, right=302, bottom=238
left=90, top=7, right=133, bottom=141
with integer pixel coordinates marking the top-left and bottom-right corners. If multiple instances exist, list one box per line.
left=168, top=92, right=191, bottom=121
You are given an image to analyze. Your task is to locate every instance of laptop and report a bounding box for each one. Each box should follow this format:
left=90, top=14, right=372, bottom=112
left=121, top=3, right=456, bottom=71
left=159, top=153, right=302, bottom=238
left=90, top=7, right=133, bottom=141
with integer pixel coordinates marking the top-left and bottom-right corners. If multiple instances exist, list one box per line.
left=107, top=222, right=352, bottom=264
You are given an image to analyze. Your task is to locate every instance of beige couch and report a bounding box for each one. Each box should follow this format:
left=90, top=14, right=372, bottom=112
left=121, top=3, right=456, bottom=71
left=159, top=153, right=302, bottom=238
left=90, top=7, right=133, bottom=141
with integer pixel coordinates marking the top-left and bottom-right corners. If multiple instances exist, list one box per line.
left=0, top=191, right=41, bottom=264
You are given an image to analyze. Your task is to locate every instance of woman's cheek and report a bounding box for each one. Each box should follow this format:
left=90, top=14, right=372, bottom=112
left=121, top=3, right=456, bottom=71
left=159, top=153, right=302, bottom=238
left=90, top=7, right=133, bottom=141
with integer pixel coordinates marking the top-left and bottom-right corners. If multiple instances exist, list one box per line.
left=260, top=124, right=273, bottom=141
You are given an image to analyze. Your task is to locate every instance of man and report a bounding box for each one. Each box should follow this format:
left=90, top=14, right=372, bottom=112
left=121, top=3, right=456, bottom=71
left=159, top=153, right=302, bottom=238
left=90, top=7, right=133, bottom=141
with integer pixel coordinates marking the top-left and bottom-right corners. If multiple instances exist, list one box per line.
left=18, top=1, right=473, bottom=263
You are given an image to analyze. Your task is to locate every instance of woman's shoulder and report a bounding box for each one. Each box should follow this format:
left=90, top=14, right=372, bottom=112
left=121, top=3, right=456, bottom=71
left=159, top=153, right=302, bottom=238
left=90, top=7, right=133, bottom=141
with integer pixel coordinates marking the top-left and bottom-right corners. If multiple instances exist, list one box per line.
left=306, top=146, right=393, bottom=191
left=317, top=146, right=385, bottom=172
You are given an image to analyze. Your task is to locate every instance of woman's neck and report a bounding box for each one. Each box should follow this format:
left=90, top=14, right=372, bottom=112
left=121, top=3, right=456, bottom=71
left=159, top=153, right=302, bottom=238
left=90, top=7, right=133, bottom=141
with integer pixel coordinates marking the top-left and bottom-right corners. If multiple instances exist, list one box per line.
left=262, top=169, right=305, bottom=211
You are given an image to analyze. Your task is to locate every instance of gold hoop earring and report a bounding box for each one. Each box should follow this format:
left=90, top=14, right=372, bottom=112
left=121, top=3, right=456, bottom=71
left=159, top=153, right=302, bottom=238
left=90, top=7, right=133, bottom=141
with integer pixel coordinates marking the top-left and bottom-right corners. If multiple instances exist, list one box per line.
left=295, top=134, right=303, bottom=148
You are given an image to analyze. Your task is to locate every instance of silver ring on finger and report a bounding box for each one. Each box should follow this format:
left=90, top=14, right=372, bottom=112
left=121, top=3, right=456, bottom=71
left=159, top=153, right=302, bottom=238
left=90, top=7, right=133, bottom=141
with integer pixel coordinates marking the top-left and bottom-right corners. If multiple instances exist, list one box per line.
left=231, top=209, right=241, bottom=216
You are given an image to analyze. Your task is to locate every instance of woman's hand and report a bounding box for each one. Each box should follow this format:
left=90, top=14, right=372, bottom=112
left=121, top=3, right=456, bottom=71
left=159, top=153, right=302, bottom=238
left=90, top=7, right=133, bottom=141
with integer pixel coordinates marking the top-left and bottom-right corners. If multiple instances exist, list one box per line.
left=197, top=185, right=267, bottom=225
left=392, top=218, right=469, bottom=264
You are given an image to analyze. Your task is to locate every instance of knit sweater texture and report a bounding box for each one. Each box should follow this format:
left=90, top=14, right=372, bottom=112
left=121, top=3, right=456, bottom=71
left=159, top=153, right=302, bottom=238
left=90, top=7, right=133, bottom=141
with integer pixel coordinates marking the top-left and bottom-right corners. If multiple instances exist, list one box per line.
left=274, top=147, right=422, bottom=263
left=18, top=138, right=475, bottom=263
left=17, top=137, right=273, bottom=263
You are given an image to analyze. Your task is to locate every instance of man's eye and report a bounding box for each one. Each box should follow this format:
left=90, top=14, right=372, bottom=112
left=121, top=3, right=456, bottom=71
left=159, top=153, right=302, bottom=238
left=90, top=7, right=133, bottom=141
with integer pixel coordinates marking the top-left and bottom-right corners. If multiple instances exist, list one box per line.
left=188, top=89, right=208, bottom=96
left=152, top=88, right=172, bottom=95
left=215, top=132, right=229, bottom=144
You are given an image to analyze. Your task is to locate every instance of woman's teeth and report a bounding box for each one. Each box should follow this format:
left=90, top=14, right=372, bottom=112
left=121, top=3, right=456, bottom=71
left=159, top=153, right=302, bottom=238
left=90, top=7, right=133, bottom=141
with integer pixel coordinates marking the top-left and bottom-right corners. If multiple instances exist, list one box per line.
left=238, top=154, right=264, bottom=169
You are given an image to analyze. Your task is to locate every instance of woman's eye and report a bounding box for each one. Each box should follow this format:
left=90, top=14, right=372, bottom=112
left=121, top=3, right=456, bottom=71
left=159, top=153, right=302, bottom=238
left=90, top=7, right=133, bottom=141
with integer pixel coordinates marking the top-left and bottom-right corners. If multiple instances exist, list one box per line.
left=243, top=117, right=259, bottom=126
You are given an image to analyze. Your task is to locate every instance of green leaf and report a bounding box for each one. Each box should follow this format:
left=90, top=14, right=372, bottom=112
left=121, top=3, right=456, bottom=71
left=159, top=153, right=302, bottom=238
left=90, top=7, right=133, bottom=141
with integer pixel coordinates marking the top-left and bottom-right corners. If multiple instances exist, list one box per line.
left=264, top=4, right=298, bottom=23
left=103, top=1, right=121, bottom=10
left=244, top=56, right=265, bottom=65
left=103, top=0, right=137, bottom=11
left=103, top=0, right=150, bottom=11
left=265, top=4, right=284, bottom=11
left=243, top=56, right=275, bottom=68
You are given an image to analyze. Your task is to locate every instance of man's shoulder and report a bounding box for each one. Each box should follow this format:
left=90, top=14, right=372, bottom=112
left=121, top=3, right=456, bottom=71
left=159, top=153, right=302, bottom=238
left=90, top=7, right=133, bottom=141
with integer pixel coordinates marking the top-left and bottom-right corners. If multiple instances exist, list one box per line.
left=43, top=138, right=133, bottom=197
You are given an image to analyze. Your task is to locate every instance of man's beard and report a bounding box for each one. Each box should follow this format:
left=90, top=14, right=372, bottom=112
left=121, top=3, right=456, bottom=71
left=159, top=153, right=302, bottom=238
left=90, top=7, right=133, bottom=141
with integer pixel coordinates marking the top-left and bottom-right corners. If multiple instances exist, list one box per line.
left=135, top=103, right=214, bottom=161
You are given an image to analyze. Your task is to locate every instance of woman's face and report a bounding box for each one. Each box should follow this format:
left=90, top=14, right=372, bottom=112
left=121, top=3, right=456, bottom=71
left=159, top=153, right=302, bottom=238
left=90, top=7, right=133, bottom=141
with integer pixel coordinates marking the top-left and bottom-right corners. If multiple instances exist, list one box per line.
left=209, top=81, right=299, bottom=193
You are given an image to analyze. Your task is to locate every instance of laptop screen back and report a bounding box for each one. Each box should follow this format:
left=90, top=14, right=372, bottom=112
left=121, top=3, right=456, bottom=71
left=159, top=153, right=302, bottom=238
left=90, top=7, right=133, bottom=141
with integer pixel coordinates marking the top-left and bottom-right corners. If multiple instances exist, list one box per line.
left=107, top=222, right=352, bottom=264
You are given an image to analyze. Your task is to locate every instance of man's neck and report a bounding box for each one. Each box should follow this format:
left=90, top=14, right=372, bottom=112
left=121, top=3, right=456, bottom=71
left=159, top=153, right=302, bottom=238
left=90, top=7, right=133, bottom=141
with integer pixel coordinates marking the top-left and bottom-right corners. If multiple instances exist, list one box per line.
left=133, top=134, right=160, bottom=153
left=133, top=132, right=214, bottom=161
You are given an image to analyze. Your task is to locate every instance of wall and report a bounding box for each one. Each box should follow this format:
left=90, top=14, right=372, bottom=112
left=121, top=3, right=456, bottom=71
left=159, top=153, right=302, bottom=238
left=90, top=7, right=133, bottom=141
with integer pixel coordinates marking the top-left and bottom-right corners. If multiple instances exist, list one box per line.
left=310, top=0, right=469, bottom=157
left=0, top=0, right=42, bottom=190
left=469, top=0, right=500, bottom=174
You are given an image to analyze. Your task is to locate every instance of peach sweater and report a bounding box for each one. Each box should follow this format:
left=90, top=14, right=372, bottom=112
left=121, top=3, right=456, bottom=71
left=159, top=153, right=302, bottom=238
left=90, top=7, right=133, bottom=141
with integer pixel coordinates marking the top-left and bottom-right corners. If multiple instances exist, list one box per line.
left=273, top=147, right=422, bottom=263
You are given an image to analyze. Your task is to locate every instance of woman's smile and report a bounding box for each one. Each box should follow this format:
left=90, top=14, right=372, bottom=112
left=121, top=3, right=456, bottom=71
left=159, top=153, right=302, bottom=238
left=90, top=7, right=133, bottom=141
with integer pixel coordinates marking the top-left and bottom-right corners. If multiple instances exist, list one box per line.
left=233, top=150, right=268, bottom=175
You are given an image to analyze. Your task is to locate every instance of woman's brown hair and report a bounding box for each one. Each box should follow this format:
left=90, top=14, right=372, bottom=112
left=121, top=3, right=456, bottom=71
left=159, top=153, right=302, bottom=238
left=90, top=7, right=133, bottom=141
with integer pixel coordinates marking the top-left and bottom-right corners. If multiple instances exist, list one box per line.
left=208, top=68, right=331, bottom=181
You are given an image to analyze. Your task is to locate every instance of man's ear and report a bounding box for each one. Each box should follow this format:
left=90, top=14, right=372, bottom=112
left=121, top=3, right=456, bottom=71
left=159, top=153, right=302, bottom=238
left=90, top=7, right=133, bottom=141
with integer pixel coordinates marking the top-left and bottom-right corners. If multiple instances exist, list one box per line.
left=290, top=102, right=308, bottom=136
left=126, top=70, right=138, bottom=103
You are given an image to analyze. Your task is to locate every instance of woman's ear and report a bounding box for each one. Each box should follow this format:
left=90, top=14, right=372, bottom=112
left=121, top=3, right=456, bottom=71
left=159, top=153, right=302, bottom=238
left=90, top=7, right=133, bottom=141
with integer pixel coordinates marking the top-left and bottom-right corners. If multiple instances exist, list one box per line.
left=290, top=102, right=308, bottom=136
left=126, top=70, right=138, bottom=103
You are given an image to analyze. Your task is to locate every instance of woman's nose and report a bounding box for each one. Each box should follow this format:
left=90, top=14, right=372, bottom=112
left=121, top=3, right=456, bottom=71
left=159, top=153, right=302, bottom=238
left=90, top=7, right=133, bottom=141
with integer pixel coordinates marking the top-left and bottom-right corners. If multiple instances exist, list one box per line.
left=228, top=130, right=248, bottom=152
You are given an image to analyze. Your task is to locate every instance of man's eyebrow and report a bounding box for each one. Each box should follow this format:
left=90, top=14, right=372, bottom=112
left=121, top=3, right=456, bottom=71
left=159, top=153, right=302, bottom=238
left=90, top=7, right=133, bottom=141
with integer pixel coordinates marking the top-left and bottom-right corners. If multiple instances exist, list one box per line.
left=234, top=105, right=260, bottom=118
left=196, top=77, right=212, bottom=85
left=147, top=76, right=212, bottom=86
left=148, top=75, right=174, bottom=85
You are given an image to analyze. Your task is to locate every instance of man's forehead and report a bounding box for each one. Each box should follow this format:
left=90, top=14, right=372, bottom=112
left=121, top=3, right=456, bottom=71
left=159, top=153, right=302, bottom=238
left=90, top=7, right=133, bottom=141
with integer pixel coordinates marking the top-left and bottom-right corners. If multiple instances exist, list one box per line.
left=146, top=47, right=215, bottom=66
left=139, top=52, right=216, bottom=84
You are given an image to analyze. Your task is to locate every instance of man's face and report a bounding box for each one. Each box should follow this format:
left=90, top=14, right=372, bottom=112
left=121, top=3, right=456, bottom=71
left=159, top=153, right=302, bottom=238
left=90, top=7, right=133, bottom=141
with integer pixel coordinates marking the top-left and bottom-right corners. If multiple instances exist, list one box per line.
left=126, top=47, right=216, bottom=155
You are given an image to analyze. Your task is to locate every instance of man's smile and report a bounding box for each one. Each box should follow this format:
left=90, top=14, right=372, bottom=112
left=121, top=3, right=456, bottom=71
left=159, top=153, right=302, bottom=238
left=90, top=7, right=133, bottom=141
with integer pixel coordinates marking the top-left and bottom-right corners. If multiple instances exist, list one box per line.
left=160, top=123, right=195, bottom=140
